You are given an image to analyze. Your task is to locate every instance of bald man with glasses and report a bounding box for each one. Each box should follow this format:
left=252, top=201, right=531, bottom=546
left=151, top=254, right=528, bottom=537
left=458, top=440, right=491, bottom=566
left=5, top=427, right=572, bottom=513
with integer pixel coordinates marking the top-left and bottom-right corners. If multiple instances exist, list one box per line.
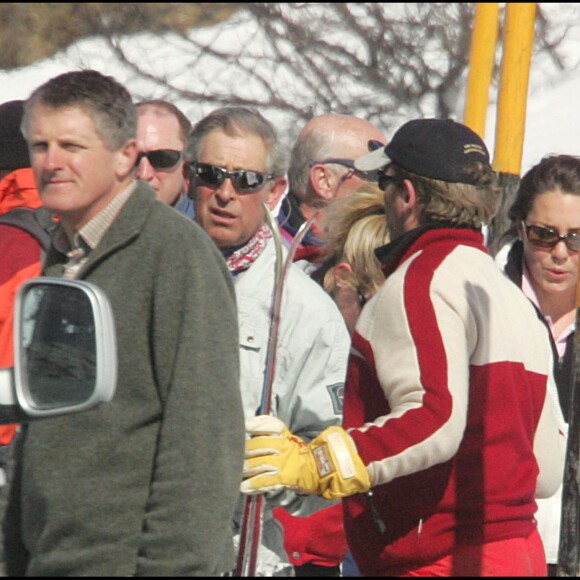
left=279, top=114, right=387, bottom=273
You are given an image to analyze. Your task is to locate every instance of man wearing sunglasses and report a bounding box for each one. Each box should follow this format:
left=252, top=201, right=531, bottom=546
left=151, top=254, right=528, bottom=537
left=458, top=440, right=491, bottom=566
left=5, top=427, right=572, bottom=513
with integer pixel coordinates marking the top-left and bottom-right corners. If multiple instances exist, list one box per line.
left=241, top=119, right=566, bottom=576
left=188, top=106, right=351, bottom=577
left=136, top=100, right=193, bottom=215
left=279, top=113, right=386, bottom=272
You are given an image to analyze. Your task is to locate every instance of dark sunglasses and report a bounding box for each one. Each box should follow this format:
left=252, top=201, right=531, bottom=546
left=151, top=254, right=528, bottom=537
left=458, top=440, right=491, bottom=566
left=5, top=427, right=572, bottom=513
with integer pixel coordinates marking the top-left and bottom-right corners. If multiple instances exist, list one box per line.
left=521, top=221, right=580, bottom=252
left=136, top=149, right=183, bottom=170
left=309, top=158, right=377, bottom=181
left=192, top=162, right=273, bottom=193
left=377, top=171, right=398, bottom=191
left=357, top=289, right=368, bottom=308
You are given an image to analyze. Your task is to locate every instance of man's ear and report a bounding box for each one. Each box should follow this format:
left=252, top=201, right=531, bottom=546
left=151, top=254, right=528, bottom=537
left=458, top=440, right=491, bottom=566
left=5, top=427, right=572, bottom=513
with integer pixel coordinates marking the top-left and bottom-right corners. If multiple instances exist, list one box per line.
left=399, top=178, right=421, bottom=231
left=265, top=176, right=289, bottom=211
left=182, top=162, right=192, bottom=197
left=116, top=139, right=138, bottom=179
left=333, top=261, right=354, bottom=288
left=309, top=164, right=335, bottom=203
left=401, top=179, right=417, bottom=207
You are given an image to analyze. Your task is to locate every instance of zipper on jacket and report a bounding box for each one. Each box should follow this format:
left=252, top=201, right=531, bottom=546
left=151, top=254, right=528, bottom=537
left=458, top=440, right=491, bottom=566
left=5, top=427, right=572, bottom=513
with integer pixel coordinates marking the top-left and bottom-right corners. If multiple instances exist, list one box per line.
left=365, top=490, right=386, bottom=534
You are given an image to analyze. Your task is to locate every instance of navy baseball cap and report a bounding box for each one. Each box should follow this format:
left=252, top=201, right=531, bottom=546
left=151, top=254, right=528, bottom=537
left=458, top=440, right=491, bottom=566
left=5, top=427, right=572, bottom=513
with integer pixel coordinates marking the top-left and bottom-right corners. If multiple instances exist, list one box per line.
left=354, top=118, right=491, bottom=185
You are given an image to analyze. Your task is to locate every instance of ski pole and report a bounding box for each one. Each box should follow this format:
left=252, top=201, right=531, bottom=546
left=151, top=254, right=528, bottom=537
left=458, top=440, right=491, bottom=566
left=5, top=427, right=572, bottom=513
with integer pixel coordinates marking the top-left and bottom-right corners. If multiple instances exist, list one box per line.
left=235, top=206, right=283, bottom=578
left=235, top=207, right=318, bottom=576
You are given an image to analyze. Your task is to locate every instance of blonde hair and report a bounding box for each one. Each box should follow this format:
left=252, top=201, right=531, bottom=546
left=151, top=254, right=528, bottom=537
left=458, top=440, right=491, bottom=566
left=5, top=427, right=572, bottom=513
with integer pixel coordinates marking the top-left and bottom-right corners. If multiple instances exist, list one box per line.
left=321, top=184, right=390, bottom=298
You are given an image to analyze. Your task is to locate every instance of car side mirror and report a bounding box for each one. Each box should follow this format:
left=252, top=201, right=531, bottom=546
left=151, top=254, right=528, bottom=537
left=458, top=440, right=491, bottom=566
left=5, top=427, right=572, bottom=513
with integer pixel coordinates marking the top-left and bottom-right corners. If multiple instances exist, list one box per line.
left=0, top=277, right=117, bottom=423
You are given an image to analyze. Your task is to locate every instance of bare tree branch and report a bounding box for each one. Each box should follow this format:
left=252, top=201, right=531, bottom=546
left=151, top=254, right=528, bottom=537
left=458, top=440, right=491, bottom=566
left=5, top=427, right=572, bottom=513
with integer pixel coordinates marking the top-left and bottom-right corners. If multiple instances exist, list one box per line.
left=2, top=3, right=576, bottom=137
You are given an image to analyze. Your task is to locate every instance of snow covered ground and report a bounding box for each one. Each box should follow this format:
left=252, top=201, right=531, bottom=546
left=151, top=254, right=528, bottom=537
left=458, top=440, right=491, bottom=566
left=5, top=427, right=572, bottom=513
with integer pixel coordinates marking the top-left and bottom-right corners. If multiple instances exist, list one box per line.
left=1, top=4, right=580, bottom=174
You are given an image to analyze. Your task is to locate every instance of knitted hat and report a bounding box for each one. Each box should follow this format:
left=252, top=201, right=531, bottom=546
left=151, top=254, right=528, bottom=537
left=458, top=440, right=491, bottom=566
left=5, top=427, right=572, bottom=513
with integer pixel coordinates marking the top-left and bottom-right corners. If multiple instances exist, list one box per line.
left=354, top=118, right=490, bottom=185
left=0, top=100, right=30, bottom=170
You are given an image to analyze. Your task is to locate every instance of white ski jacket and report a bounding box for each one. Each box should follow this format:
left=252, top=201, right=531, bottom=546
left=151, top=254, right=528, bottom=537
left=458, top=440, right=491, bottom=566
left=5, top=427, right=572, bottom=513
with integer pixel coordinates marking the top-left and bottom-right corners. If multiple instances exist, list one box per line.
left=233, top=236, right=351, bottom=573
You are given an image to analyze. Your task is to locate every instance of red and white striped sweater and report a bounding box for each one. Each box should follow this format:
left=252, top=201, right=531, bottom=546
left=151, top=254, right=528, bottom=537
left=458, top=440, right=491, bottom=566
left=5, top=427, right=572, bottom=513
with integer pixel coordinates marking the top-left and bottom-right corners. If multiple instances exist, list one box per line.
left=343, top=227, right=566, bottom=576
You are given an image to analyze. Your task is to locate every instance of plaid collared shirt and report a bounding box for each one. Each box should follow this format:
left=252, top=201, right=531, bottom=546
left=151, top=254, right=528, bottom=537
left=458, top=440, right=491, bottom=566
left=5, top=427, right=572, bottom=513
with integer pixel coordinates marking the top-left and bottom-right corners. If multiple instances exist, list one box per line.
left=54, top=181, right=137, bottom=279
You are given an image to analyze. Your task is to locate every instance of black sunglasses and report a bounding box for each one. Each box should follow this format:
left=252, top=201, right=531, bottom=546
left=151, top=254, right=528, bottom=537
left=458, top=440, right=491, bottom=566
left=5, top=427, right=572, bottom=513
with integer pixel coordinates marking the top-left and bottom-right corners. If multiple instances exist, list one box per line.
left=357, top=289, right=368, bottom=308
left=136, top=149, right=183, bottom=170
left=377, top=171, right=398, bottom=191
left=192, top=162, right=273, bottom=193
left=521, top=221, right=580, bottom=252
left=309, top=158, right=377, bottom=181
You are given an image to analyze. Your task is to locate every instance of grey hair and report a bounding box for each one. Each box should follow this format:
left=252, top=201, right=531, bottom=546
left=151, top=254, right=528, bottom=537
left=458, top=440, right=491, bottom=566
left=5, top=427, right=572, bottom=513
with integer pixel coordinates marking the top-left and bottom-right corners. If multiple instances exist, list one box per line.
left=288, top=131, right=338, bottom=203
left=22, top=69, right=136, bottom=151
left=187, top=106, right=288, bottom=176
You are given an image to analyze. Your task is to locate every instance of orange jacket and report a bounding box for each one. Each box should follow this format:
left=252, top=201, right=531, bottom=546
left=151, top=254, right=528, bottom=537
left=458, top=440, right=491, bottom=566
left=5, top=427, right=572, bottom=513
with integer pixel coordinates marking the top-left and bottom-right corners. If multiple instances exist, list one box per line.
left=0, top=168, right=41, bottom=215
left=0, top=168, right=43, bottom=444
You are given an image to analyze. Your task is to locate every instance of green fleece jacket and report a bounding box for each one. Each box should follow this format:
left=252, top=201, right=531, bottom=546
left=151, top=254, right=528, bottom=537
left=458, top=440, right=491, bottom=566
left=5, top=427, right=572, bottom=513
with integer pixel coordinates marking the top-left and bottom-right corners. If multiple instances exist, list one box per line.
left=5, top=183, right=244, bottom=576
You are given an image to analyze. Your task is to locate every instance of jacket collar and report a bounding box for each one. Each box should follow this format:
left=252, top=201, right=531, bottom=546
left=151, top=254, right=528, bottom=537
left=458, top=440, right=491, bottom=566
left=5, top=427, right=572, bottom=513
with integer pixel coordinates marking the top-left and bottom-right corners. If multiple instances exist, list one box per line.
left=45, top=182, right=155, bottom=276
left=375, top=222, right=485, bottom=278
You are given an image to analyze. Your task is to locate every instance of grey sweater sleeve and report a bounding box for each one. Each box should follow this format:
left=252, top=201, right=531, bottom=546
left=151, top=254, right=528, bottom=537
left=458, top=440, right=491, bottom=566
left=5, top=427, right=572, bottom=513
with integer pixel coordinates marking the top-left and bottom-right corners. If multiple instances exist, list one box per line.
left=135, top=225, right=244, bottom=576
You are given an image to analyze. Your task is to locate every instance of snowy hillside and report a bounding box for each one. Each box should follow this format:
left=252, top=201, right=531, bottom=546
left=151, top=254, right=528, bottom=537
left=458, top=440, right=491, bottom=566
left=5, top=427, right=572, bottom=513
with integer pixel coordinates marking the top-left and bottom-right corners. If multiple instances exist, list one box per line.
left=1, top=3, right=580, bottom=173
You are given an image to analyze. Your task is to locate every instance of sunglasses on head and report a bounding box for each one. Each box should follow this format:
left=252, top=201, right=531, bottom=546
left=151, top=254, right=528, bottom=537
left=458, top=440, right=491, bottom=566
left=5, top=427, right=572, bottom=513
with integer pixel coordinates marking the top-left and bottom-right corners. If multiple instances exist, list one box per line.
left=309, top=158, right=377, bottom=181
left=521, top=221, right=580, bottom=252
left=192, top=162, right=273, bottom=193
left=368, top=139, right=385, bottom=152
left=136, top=149, right=183, bottom=170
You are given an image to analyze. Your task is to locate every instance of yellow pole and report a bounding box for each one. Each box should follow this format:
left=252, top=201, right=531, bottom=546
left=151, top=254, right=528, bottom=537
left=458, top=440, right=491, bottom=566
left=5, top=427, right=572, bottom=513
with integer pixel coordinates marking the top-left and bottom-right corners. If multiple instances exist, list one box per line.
left=463, top=3, right=499, bottom=139
left=487, top=2, right=536, bottom=253
left=492, top=2, right=536, bottom=176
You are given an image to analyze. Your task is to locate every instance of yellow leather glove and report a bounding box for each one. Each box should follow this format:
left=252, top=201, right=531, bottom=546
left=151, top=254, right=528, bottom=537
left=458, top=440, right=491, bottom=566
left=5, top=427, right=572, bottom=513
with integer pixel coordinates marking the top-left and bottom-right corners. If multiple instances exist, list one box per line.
left=241, top=415, right=371, bottom=500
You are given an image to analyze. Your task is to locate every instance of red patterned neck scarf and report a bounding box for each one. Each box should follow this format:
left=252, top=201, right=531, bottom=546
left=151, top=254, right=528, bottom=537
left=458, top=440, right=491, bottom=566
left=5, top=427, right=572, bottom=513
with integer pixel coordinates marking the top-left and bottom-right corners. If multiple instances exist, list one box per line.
left=224, top=223, right=272, bottom=277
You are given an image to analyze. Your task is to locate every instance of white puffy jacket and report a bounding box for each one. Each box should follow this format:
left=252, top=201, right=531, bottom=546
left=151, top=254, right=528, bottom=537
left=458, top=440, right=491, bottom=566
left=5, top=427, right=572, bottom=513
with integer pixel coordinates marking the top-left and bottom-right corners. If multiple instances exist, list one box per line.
left=233, top=236, right=351, bottom=573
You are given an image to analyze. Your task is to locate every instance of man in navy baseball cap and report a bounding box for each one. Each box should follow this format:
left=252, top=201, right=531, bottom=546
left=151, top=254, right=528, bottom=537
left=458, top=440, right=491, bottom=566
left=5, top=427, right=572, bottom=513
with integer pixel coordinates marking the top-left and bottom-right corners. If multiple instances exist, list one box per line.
left=355, top=117, right=491, bottom=184
left=240, top=117, right=564, bottom=577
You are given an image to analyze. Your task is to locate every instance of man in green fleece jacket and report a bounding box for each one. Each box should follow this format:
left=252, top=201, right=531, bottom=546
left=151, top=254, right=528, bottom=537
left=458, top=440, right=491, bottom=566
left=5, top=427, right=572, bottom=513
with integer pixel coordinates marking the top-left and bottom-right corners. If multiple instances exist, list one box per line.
left=3, top=69, right=245, bottom=576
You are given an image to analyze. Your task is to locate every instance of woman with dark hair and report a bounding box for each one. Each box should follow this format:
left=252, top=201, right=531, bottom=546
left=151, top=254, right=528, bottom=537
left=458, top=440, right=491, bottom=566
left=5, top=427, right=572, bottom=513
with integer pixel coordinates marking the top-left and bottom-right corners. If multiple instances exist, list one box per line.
left=497, top=153, right=580, bottom=575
